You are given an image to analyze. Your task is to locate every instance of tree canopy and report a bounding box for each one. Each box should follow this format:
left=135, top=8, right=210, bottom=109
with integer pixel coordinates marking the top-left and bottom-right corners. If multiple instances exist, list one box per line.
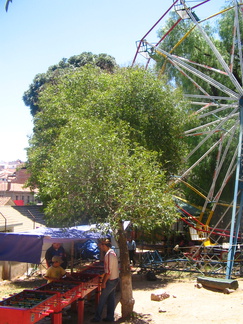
left=23, top=52, right=118, bottom=116
left=27, top=65, right=188, bottom=183
left=26, top=64, right=188, bottom=317
left=33, top=118, right=177, bottom=229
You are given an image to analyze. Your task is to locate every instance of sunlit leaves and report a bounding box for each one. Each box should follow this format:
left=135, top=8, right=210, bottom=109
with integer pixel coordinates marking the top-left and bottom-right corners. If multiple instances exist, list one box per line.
left=27, top=65, right=187, bottom=228
left=37, top=119, right=178, bottom=228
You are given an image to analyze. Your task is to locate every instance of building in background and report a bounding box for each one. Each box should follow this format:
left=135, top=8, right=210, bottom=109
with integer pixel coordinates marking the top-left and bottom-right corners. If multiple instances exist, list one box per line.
left=0, top=161, right=39, bottom=206
left=0, top=161, right=46, bottom=280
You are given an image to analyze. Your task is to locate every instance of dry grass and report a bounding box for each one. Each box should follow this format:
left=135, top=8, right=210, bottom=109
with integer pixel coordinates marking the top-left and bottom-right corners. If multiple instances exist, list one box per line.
left=0, top=275, right=46, bottom=299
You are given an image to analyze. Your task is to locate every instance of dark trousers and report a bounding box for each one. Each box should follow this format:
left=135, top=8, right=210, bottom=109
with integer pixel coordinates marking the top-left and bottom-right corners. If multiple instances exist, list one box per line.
left=129, top=250, right=136, bottom=265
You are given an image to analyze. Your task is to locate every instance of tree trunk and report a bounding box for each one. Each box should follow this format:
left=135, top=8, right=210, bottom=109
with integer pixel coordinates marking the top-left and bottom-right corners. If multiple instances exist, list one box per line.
left=117, top=222, right=135, bottom=319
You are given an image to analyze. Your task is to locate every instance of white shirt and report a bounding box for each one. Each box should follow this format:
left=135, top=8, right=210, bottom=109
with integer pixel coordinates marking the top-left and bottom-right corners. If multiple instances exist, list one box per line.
left=104, top=248, right=119, bottom=280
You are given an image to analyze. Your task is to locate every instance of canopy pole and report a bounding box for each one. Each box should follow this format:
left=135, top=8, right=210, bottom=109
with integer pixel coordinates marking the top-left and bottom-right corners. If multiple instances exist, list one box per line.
left=70, top=241, right=74, bottom=274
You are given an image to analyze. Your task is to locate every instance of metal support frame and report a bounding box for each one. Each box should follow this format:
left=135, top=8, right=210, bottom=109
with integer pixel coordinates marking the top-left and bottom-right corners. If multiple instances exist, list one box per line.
left=226, top=96, right=243, bottom=278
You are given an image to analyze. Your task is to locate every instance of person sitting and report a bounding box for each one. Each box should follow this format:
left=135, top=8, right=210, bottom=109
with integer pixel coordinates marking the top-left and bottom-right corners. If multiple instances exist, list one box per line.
left=44, top=256, right=72, bottom=283
left=45, top=242, right=68, bottom=269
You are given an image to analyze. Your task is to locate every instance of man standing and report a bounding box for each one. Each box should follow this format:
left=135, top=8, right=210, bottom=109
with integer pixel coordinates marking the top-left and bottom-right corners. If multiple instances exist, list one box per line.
left=127, top=238, right=136, bottom=266
left=91, top=239, right=119, bottom=322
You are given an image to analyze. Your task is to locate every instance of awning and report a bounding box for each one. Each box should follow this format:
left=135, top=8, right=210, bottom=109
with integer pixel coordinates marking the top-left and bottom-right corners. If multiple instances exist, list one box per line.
left=0, top=225, right=102, bottom=263
left=0, top=233, right=43, bottom=263
left=0, top=222, right=130, bottom=263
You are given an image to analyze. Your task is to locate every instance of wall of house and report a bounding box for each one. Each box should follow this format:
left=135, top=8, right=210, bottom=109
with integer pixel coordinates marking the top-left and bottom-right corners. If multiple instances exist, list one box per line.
left=0, top=167, right=38, bottom=206
left=0, top=191, right=36, bottom=205
left=0, top=261, right=29, bottom=281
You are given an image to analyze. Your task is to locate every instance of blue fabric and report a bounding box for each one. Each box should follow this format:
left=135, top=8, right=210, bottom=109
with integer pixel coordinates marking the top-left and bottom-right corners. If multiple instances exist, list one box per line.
left=0, top=233, right=43, bottom=263
left=22, top=225, right=103, bottom=243
left=0, top=225, right=102, bottom=264
left=75, top=239, right=100, bottom=260
left=0, top=223, right=126, bottom=264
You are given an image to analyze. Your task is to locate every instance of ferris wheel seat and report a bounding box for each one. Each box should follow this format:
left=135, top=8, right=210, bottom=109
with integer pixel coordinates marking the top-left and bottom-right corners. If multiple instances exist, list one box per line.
left=189, top=227, right=207, bottom=241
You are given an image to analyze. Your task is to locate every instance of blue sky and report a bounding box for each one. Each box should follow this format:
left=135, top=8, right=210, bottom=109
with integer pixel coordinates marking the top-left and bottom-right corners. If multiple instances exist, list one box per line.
left=0, top=0, right=223, bottom=162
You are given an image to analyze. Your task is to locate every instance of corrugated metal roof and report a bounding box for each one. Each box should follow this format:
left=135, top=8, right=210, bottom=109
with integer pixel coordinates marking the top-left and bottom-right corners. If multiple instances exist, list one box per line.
left=0, top=206, right=46, bottom=232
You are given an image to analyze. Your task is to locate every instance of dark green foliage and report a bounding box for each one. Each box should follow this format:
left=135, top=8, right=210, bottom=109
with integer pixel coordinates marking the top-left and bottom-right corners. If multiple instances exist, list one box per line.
left=23, top=52, right=118, bottom=116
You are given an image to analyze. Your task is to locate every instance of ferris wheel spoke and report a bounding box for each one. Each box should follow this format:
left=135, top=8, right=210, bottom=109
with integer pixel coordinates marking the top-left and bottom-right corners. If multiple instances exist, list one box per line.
left=234, top=2, right=243, bottom=84
left=213, top=147, right=238, bottom=201
left=198, top=105, right=238, bottom=119
left=156, top=48, right=239, bottom=101
left=204, top=135, right=224, bottom=203
left=200, top=146, right=237, bottom=224
left=159, top=49, right=240, bottom=98
left=184, top=126, right=237, bottom=183
left=181, top=139, right=222, bottom=179
left=214, top=125, right=237, bottom=179
left=186, top=106, right=239, bottom=158
left=171, top=55, right=228, bottom=76
left=185, top=1, right=243, bottom=94
left=156, top=46, right=239, bottom=98
left=185, top=115, right=238, bottom=136
left=229, top=9, right=237, bottom=73
left=185, top=94, right=238, bottom=101
left=152, top=45, right=214, bottom=97
left=189, top=102, right=226, bottom=118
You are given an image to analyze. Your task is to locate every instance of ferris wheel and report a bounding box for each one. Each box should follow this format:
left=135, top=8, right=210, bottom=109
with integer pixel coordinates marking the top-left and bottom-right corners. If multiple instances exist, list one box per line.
left=133, top=0, right=243, bottom=278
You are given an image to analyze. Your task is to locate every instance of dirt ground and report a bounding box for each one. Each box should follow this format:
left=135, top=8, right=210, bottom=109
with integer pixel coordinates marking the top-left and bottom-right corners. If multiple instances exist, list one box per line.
left=125, top=273, right=243, bottom=324
left=0, top=271, right=243, bottom=323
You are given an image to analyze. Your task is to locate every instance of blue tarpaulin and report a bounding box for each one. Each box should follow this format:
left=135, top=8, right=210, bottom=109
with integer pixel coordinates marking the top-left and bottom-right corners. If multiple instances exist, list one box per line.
left=0, top=225, right=103, bottom=263
left=0, top=233, right=44, bottom=264
left=22, top=225, right=102, bottom=243
left=0, top=222, right=130, bottom=263
left=75, top=239, right=100, bottom=260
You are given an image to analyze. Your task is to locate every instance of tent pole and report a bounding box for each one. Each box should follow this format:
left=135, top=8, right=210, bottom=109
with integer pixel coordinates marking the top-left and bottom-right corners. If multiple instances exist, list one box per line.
left=70, top=241, right=74, bottom=274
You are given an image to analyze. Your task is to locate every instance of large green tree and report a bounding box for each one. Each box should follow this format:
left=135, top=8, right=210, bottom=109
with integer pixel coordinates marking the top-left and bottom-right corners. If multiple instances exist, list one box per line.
left=26, top=64, right=188, bottom=318
left=27, top=65, right=188, bottom=177
left=23, top=52, right=118, bottom=116
left=32, top=119, right=177, bottom=316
